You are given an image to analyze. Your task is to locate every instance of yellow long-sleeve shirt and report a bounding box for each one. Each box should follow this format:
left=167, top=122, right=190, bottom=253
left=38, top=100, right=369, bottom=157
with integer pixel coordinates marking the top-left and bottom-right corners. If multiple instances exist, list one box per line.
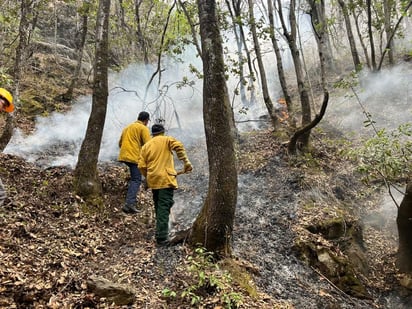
left=118, top=120, right=151, bottom=164
left=138, top=134, right=188, bottom=189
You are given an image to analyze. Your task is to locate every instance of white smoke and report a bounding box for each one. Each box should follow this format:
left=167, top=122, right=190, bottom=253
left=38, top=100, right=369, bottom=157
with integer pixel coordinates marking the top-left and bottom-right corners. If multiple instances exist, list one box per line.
left=325, top=63, right=412, bottom=137
left=5, top=47, right=206, bottom=167
left=4, top=45, right=274, bottom=168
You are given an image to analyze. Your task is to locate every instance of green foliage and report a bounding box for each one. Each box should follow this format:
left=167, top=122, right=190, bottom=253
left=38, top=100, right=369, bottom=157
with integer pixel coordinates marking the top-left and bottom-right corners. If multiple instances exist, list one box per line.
left=0, top=69, right=13, bottom=87
left=161, top=247, right=244, bottom=308
left=344, top=123, right=412, bottom=183
left=333, top=70, right=360, bottom=90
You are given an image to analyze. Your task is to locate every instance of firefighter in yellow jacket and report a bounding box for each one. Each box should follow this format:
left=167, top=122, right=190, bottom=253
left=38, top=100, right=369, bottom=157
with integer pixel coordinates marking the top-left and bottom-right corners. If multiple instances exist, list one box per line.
left=0, top=88, right=14, bottom=206
left=138, top=124, right=192, bottom=246
left=118, top=111, right=151, bottom=214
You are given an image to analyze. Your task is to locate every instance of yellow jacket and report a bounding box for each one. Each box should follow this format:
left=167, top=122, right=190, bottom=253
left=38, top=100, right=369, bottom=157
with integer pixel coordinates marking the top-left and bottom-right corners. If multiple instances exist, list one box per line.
left=138, top=134, right=189, bottom=189
left=118, top=121, right=151, bottom=164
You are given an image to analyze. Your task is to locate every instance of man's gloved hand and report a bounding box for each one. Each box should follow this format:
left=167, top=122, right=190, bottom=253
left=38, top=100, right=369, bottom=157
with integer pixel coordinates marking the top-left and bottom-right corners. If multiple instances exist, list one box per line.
left=184, top=161, right=193, bottom=173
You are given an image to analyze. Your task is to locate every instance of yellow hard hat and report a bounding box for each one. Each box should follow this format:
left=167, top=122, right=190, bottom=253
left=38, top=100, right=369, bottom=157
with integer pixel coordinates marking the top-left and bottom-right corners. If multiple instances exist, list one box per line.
left=0, top=88, right=14, bottom=112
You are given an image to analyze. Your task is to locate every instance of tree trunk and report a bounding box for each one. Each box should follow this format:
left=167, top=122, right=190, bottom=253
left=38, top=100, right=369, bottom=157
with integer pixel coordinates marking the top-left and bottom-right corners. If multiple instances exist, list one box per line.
left=268, top=0, right=293, bottom=120
left=231, top=0, right=256, bottom=106
left=378, top=0, right=412, bottom=70
left=74, top=0, right=110, bottom=199
left=383, top=0, right=394, bottom=65
left=289, top=0, right=329, bottom=154
left=64, top=0, right=90, bottom=102
left=0, top=114, right=14, bottom=152
left=247, top=0, right=278, bottom=128
left=366, top=0, right=377, bottom=71
left=307, top=0, right=335, bottom=73
left=351, top=5, right=371, bottom=69
left=189, top=0, right=238, bottom=258
left=225, top=0, right=256, bottom=107
left=14, top=0, right=34, bottom=101
left=277, top=0, right=312, bottom=149
left=337, top=0, right=361, bottom=70
left=225, top=0, right=248, bottom=106
left=135, top=0, right=148, bottom=65
left=396, top=181, right=412, bottom=273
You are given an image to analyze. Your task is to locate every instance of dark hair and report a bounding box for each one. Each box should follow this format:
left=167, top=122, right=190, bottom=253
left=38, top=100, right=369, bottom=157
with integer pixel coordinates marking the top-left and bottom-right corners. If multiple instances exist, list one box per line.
left=138, top=111, right=150, bottom=121
left=151, top=124, right=165, bottom=135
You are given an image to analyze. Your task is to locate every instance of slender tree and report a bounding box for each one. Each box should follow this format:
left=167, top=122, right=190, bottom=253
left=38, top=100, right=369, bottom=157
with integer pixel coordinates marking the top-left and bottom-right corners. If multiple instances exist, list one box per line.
left=366, top=0, right=377, bottom=71
left=247, top=0, right=278, bottom=128
left=225, top=0, right=256, bottom=107
left=337, top=0, right=361, bottom=70
left=267, top=0, right=293, bottom=119
left=63, top=0, right=90, bottom=102
left=306, top=0, right=335, bottom=72
left=14, top=0, right=40, bottom=102
left=74, top=0, right=110, bottom=198
left=135, top=0, right=149, bottom=64
left=277, top=0, right=312, bottom=149
left=189, top=0, right=238, bottom=257
left=350, top=2, right=371, bottom=68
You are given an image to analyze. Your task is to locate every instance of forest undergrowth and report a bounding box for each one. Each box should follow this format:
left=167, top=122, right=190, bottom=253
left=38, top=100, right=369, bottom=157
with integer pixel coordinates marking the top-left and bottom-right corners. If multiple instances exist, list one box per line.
left=0, top=125, right=409, bottom=308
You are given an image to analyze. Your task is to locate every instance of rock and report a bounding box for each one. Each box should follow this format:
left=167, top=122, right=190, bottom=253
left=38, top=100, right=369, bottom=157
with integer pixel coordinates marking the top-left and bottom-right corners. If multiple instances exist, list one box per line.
left=87, top=276, right=136, bottom=306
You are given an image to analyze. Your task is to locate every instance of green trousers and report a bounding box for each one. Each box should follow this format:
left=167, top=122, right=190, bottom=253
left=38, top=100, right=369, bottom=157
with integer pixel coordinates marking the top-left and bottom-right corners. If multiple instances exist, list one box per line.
left=152, top=188, right=174, bottom=242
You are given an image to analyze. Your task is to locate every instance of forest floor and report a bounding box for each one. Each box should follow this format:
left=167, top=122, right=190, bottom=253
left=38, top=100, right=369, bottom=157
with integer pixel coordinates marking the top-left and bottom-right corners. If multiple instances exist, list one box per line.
left=0, top=125, right=410, bottom=308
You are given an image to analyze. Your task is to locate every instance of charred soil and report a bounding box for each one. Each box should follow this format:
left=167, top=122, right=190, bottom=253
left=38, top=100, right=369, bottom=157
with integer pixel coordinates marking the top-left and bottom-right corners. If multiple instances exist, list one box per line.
left=0, top=128, right=409, bottom=308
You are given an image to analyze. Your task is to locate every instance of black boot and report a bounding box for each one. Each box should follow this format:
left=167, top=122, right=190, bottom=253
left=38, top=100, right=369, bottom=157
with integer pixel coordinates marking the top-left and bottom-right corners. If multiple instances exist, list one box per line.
left=122, top=204, right=139, bottom=214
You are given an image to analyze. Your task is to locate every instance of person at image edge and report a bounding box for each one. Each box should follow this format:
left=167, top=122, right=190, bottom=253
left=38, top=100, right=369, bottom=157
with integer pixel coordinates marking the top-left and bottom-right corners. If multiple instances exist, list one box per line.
left=0, top=88, right=15, bottom=205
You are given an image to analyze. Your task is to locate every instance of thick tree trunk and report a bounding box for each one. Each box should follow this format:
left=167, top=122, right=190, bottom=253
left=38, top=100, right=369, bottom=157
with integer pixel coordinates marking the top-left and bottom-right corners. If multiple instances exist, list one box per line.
left=189, top=0, right=238, bottom=258
left=396, top=182, right=412, bottom=273
left=74, top=0, right=110, bottom=198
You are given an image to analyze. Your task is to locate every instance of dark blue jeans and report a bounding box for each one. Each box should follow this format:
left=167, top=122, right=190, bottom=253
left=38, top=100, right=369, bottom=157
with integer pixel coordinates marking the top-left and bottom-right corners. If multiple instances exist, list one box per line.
left=124, top=162, right=142, bottom=206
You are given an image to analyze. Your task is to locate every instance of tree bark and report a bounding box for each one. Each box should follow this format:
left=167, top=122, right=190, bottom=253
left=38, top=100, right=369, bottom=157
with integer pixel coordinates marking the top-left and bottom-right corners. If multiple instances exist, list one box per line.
left=337, top=0, right=361, bottom=70
left=366, top=0, right=377, bottom=71
left=189, top=0, right=238, bottom=258
left=307, top=0, right=335, bottom=72
left=14, top=0, right=39, bottom=101
left=383, top=0, right=394, bottom=65
left=351, top=4, right=371, bottom=69
left=247, top=0, right=278, bottom=128
left=231, top=0, right=256, bottom=105
left=225, top=0, right=248, bottom=107
left=0, top=114, right=14, bottom=152
left=396, top=181, right=412, bottom=273
left=268, top=0, right=293, bottom=119
left=74, top=0, right=110, bottom=198
left=135, top=0, right=149, bottom=65
left=64, top=0, right=90, bottom=102
left=277, top=0, right=312, bottom=148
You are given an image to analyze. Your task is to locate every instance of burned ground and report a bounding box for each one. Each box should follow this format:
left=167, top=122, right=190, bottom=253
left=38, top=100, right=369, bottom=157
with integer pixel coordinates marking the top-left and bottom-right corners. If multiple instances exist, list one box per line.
left=0, top=128, right=409, bottom=308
